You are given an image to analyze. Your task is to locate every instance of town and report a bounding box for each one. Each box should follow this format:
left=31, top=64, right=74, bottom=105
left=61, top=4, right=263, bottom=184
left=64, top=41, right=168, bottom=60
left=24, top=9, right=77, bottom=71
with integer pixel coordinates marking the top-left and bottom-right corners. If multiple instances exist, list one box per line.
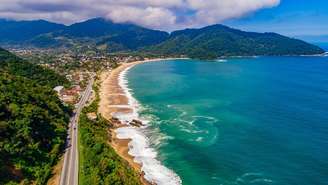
left=9, top=47, right=153, bottom=105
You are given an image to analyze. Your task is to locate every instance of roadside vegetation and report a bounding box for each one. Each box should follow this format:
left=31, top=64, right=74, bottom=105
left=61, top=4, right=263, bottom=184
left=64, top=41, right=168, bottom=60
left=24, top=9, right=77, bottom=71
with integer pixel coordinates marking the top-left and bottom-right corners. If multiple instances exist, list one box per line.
left=78, top=78, right=141, bottom=185
left=0, top=48, right=71, bottom=184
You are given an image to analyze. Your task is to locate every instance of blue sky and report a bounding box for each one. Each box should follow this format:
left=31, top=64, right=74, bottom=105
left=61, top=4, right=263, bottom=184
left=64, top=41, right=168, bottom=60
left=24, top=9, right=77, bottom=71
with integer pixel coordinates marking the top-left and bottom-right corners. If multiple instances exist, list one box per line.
left=224, top=0, right=328, bottom=36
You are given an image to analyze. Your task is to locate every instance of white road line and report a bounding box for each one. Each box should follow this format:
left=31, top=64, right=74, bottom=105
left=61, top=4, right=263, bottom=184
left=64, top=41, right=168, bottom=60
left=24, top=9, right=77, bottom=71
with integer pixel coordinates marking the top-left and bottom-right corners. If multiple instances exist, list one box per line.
left=59, top=75, right=94, bottom=185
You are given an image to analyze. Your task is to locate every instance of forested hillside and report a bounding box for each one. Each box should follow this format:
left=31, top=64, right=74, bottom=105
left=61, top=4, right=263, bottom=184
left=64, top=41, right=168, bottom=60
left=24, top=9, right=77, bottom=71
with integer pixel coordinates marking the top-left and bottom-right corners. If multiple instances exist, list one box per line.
left=0, top=48, right=69, bottom=87
left=144, top=24, right=325, bottom=59
left=78, top=82, right=142, bottom=185
left=0, top=19, right=65, bottom=43
left=34, top=18, right=169, bottom=51
left=0, top=18, right=169, bottom=52
left=0, top=18, right=324, bottom=58
left=0, top=48, right=71, bottom=184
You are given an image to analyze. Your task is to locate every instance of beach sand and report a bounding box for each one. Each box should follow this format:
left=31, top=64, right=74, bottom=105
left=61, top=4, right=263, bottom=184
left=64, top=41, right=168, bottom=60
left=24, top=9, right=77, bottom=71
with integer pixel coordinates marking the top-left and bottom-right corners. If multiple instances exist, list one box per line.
left=109, top=129, right=151, bottom=185
left=99, top=58, right=179, bottom=122
left=99, top=58, right=178, bottom=185
left=99, top=58, right=186, bottom=185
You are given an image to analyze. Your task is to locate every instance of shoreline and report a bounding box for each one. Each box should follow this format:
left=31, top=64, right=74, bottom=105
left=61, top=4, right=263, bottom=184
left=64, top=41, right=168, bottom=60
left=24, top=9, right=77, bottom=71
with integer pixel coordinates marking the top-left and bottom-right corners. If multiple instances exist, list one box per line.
left=99, top=58, right=183, bottom=185
left=99, top=58, right=185, bottom=122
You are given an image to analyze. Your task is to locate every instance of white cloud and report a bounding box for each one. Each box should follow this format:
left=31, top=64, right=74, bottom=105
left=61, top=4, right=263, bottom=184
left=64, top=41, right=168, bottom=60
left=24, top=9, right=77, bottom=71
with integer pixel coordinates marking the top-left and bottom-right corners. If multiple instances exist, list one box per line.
left=186, top=0, right=280, bottom=26
left=0, top=0, right=280, bottom=30
left=106, top=6, right=177, bottom=30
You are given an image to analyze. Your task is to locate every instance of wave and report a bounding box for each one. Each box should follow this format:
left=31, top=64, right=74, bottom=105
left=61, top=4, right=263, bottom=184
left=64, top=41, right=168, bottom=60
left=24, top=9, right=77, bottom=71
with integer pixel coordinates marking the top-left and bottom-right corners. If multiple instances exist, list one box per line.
left=216, top=59, right=228, bottom=62
left=115, top=65, right=182, bottom=185
left=235, top=172, right=274, bottom=185
left=164, top=105, right=219, bottom=145
left=115, top=66, right=140, bottom=123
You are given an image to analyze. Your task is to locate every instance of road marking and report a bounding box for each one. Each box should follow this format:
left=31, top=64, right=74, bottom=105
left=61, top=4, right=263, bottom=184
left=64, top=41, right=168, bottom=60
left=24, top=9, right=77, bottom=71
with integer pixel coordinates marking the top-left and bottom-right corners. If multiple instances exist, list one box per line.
left=59, top=75, right=94, bottom=185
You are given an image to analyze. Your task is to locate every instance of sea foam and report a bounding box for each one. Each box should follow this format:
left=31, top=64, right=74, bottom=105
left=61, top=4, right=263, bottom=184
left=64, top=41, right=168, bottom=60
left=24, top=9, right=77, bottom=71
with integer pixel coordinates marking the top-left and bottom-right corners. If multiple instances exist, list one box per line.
left=216, top=59, right=227, bottom=62
left=115, top=64, right=182, bottom=185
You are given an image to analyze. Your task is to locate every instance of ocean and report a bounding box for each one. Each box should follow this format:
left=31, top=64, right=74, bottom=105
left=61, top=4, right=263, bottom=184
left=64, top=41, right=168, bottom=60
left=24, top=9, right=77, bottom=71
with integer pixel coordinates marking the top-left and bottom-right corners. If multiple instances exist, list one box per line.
left=122, top=56, right=328, bottom=185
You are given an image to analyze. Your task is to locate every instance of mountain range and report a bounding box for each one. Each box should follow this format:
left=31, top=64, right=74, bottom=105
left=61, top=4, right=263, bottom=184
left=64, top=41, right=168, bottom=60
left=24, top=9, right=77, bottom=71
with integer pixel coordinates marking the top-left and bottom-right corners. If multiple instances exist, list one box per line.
left=0, top=18, right=324, bottom=58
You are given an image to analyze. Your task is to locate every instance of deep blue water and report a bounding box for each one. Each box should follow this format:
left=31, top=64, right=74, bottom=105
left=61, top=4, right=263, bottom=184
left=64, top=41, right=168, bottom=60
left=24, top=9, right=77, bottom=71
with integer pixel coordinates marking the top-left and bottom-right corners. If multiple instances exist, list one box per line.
left=127, top=57, right=328, bottom=185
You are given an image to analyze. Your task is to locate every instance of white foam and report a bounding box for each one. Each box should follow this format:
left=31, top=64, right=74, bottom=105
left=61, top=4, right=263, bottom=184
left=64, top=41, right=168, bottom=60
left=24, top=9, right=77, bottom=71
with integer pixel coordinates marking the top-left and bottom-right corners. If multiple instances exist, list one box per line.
left=116, top=66, right=139, bottom=123
left=115, top=64, right=182, bottom=185
left=195, top=137, right=204, bottom=142
left=216, top=59, right=227, bottom=62
left=116, top=127, right=181, bottom=185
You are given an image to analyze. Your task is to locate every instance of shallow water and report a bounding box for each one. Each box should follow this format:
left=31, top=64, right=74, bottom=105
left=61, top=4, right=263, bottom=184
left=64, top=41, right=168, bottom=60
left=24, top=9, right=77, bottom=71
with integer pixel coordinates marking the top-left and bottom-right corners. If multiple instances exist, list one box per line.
left=127, top=57, right=328, bottom=185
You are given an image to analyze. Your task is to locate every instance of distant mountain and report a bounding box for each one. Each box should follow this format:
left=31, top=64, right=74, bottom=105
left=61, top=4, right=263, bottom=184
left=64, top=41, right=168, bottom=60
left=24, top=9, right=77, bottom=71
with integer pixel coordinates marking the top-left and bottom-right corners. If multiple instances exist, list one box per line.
left=0, top=18, right=324, bottom=58
left=30, top=18, right=169, bottom=51
left=144, top=24, right=324, bottom=59
left=0, top=19, right=65, bottom=43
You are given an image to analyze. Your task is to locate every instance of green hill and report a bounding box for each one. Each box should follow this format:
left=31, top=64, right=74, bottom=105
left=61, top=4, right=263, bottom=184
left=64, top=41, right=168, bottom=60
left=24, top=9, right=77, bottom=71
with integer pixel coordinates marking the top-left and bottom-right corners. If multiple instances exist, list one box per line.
left=0, top=18, right=324, bottom=58
left=29, top=18, right=169, bottom=51
left=0, top=19, right=65, bottom=43
left=0, top=48, right=71, bottom=185
left=0, top=48, right=69, bottom=87
left=144, top=24, right=325, bottom=59
left=0, top=48, right=142, bottom=185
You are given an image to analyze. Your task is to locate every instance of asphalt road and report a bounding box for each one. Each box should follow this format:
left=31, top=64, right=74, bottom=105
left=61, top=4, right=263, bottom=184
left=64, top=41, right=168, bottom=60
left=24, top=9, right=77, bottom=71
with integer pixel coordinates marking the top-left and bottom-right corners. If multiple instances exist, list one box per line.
left=59, top=75, right=94, bottom=185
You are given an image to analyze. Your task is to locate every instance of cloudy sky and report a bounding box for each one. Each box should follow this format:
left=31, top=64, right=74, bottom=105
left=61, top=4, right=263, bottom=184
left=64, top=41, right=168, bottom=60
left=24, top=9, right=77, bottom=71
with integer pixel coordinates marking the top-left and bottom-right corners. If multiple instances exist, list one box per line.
left=0, top=0, right=327, bottom=36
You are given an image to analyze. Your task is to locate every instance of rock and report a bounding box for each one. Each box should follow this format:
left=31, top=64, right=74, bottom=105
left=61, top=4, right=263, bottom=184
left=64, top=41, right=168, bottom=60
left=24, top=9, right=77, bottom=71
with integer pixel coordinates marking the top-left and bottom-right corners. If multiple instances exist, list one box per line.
left=129, top=119, right=143, bottom=127
left=110, top=117, right=122, bottom=126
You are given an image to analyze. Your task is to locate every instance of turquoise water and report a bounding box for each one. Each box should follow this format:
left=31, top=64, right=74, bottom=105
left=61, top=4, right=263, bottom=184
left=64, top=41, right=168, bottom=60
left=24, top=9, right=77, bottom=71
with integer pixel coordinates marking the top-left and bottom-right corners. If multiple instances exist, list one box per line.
left=127, top=57, right=328, bottom=185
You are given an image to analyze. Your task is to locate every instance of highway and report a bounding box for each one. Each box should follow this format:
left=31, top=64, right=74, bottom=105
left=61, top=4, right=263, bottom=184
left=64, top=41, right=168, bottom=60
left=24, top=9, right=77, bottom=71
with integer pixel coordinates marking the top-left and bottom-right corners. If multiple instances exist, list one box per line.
left=59, top=75, right=94, bottom=185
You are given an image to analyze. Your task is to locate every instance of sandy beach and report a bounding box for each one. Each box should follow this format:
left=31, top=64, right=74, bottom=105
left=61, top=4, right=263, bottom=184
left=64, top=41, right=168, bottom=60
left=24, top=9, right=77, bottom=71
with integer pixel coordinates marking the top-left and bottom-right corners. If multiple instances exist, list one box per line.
left=99, top=58, right=168, bottom=121
left=99, top=58, right=184, bottom=185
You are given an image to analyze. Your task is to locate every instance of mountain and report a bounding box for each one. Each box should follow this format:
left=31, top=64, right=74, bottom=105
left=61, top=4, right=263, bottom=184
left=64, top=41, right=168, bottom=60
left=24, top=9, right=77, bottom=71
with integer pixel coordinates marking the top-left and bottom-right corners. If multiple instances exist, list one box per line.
left=144, top=24, right=325, bottom=59
left=29, top=18, right=169, bottom=51
left=0, top=48, right=70, bottom=184
left=0, top=18, right=324, bottom=58
left=0, top=18, right=168, bottom=51
left=0, top=19, right=65, bottom=43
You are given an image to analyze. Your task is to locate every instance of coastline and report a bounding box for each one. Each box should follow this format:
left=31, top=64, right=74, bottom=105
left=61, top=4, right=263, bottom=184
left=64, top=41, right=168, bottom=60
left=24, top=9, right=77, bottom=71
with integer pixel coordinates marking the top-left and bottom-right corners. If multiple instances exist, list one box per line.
left=99, top=58, right=183, bottom=185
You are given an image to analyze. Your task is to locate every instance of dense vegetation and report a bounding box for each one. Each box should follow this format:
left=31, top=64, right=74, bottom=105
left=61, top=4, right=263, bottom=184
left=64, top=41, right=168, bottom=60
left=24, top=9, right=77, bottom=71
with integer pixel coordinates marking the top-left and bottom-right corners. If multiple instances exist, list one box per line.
left=44, top=18, right=168, bottom=52
left=0, top=48, right=71, bottom=184
left=0, top=19, right=65, bottom=43
left=144, top=24, right=325, bottom=59
left=0, top=18, right=169, bottom=51
left=0, top=18, right=324, bottom=58
left=79, top=82, right=141, bottom=185
left=0, top=48, right=69, bottom=87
